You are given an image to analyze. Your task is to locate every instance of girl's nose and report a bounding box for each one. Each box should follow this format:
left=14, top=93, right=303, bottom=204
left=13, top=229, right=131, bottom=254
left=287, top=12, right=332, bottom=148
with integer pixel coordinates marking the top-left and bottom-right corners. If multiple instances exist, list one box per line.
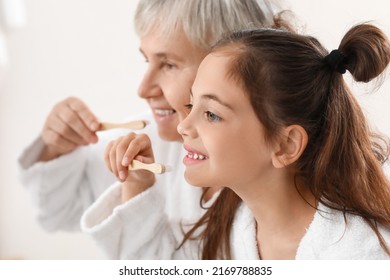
left=177, top=113, right=197, bottom=139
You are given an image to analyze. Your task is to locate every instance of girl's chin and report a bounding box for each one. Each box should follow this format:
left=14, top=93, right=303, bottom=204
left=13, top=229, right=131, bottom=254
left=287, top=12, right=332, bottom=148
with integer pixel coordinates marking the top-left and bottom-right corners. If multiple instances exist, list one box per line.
left=184, top=172, right=208, bottom=188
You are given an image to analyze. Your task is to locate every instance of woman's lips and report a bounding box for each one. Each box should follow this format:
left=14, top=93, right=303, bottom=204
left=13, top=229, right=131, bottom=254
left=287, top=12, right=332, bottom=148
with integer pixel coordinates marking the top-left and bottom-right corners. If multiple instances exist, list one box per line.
left=152, top=108, right=177, bottom=123
left=154, top=108, right=176, bottom=116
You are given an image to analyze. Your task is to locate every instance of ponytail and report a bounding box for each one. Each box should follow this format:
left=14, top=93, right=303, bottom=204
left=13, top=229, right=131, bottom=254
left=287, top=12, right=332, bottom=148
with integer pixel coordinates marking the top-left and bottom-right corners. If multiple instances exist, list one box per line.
left=313, top=23, right=390, bottom=254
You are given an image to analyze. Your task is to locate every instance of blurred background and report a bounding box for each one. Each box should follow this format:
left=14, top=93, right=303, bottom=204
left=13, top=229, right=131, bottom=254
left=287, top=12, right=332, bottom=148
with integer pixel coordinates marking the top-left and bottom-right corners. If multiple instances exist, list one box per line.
left=0, top=0, right=389, bottom=259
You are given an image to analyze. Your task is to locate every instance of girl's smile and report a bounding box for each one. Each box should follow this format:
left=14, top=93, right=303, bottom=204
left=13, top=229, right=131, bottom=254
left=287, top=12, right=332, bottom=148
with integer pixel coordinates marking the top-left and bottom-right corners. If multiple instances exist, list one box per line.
left=183, top=144, right=209, bottom=165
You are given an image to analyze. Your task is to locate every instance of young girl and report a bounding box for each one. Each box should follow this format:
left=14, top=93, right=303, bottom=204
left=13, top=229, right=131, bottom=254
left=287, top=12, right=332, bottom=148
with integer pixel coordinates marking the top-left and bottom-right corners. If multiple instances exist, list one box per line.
left=177, top=23, right=390, bottom=259
left=78, top=0, right=283, bottom=259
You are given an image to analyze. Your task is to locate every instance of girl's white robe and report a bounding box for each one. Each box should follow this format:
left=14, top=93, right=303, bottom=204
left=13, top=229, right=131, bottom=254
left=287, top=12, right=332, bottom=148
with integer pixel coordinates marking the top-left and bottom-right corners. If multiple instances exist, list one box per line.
left=82, top=187, right=390, bottom=260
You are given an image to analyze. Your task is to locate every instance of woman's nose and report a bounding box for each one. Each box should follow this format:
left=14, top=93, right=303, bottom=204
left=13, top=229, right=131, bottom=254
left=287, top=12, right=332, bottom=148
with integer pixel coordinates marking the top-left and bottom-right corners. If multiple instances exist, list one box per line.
left=137, top=69, right=162, bottom=99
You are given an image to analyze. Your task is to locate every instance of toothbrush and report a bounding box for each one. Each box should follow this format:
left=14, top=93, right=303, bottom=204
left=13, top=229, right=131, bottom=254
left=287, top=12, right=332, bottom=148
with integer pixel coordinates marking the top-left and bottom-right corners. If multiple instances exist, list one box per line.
left=98, top=120, right=148, bottom=131
left=128, top=160, right=170, bottom=174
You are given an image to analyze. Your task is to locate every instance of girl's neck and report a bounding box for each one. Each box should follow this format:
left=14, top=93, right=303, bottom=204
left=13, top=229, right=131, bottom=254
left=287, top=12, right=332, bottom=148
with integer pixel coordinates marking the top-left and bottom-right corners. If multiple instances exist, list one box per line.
left=202, top=186, right=221, bottom=202
left=234, top=170, right=317, bottom=260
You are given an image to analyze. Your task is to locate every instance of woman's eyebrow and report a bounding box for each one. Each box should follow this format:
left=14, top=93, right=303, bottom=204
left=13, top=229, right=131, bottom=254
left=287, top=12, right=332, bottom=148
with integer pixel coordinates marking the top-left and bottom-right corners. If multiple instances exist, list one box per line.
left=139, top=48, right=184, bottom=62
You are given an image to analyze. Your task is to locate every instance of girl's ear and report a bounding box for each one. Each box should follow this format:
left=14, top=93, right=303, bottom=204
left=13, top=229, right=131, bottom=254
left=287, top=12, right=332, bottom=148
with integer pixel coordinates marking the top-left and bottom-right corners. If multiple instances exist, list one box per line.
left=271, top=125, right=308, bottom=168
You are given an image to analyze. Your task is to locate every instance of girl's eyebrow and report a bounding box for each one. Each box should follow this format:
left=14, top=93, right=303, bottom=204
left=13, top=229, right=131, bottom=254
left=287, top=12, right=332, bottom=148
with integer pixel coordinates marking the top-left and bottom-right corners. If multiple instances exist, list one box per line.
left=201, top=94, right=233, bottom=110
left=190, top=89, right=233, bottom=110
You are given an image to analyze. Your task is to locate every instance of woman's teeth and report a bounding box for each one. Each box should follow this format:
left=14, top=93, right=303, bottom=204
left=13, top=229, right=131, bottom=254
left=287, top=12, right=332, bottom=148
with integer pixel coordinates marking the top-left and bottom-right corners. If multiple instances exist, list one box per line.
left=155, top=109, right=176, bottom=116
left=187, top=152, right=207, bottom=160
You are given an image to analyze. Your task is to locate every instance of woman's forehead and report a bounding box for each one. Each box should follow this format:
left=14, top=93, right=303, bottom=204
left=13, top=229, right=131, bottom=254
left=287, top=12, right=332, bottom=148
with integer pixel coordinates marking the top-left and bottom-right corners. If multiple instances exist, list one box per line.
left=140, top=28, right=207, bottom=62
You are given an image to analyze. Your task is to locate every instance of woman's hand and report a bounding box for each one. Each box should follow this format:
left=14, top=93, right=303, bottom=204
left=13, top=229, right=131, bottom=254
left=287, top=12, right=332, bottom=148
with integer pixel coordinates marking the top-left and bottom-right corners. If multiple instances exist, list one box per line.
left=39, top=97, right=100, bottom=161
left=105, top=132, right=156, bottom=202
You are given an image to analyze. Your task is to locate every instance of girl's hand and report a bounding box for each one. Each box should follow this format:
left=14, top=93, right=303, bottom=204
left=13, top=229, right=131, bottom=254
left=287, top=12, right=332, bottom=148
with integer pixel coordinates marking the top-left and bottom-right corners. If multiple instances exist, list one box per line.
left=104, top=133, right=156, bottom=201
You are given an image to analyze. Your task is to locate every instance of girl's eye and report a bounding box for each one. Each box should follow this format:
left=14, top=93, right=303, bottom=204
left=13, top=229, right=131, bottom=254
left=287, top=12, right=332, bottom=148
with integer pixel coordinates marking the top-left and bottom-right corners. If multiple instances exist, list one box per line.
left=205, top=111, right=222, bottom=122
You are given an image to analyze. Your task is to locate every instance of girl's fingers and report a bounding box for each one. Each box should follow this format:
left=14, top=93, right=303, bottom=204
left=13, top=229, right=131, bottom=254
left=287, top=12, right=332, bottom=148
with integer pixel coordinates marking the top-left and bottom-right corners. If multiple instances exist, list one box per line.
left=123, top=134, right=154, bottom=165
left=104, top=133, right=155, bottom=182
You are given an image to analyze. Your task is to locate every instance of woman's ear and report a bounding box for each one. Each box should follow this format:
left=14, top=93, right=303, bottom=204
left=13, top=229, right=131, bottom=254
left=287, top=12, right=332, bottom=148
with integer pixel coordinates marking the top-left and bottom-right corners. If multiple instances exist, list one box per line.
left=271, top=125, right=308, bottom=168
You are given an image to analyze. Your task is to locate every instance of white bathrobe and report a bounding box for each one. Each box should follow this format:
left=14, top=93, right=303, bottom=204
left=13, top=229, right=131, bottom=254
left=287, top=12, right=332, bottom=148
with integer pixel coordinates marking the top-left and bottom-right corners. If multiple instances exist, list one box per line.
left=81, top=181, right=210, bottom=259
left=82, top=183, right=390, bottom=260
left=231, top=202, right=390, bottom=259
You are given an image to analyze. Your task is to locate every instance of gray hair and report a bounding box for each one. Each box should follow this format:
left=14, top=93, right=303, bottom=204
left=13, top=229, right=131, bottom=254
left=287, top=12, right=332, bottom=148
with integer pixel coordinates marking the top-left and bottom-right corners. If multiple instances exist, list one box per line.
left=134, top=0, right=279, bottom=50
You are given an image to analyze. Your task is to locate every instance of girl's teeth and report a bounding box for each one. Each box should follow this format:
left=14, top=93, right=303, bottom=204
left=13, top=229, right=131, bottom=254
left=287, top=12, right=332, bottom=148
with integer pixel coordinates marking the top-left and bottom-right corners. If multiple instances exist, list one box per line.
left=187, top=152, right=207, bottom=160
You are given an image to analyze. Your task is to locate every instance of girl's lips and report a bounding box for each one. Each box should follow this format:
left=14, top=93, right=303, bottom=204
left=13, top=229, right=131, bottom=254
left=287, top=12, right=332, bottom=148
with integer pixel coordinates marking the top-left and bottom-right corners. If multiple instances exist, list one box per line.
left=183, top=144, right=208, bottom=165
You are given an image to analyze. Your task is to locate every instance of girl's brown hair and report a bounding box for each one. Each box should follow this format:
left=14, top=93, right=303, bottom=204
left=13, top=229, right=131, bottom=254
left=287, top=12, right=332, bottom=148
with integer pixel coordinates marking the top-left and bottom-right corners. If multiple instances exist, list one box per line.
left=182, top=23, right=390, bottom=259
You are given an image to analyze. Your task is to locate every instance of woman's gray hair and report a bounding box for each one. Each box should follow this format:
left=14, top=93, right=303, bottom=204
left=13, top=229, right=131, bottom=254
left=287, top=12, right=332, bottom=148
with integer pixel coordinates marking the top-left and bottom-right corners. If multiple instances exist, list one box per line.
left=134, top=0, right=279, bottom=50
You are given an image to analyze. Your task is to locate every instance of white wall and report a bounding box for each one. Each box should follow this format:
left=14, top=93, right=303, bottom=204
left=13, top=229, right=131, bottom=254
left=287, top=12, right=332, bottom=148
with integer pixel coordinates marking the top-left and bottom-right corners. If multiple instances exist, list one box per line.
left=0, top=0, right=147, bottom=259
left=0, top=0, right=389, bottom=259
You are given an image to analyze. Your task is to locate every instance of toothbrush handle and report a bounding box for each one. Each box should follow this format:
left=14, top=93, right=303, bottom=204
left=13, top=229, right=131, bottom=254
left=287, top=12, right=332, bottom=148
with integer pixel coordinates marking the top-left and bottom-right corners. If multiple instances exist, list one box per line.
left=98, top=120, right=148, bottom=131
left=128, top=160, right=165, bottom=174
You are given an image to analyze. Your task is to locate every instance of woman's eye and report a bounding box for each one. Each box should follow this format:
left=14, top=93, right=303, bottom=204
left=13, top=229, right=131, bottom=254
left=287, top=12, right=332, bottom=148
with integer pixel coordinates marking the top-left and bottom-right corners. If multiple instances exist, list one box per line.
left=184, top=103, right=193, bottom=111
left=163, top=62, right=176, bottom=70
left=205, top=111, right=222, bottom=122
